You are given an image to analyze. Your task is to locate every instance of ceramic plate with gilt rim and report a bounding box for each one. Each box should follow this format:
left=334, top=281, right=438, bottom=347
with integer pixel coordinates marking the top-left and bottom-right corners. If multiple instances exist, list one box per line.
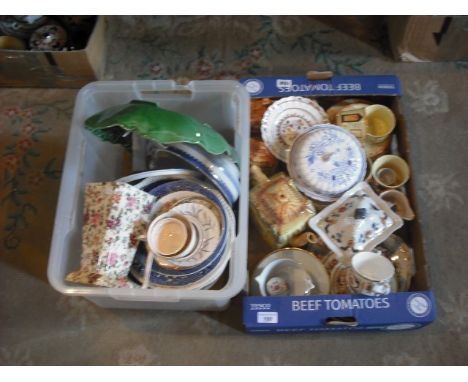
left=155, top=202, right=222, bottom=269
left=309, top=182, right=403, bottom=261
left=288, top=124, right=367, bottom=203
left=261, top=96, right=328, bottom=162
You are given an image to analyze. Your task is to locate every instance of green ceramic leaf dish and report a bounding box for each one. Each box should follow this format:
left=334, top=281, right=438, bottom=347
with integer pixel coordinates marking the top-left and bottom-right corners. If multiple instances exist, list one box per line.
left=84, top=100, right=239, bottom=162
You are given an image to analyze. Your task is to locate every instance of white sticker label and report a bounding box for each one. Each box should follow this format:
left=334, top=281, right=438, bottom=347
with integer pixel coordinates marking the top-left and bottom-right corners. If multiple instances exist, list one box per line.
left=257, top=312, right=278, bottom=324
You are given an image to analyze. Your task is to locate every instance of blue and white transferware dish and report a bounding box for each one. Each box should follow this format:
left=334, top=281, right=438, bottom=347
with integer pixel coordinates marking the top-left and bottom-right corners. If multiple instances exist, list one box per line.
left=129, top=180, right=234, bottom=288
left=261, top=96, right=328, bottom=162
left=147, top=142, right=240, bottom=205
left=309, top=182, right=403, bottom=261
left=287, top=124, right=367, bottom=203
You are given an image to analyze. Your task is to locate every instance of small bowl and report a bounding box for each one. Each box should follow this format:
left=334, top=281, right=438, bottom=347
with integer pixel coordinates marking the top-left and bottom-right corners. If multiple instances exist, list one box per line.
left=254, top=258, right=317, bottom=296
left=251, top=248, right=330, bottom=296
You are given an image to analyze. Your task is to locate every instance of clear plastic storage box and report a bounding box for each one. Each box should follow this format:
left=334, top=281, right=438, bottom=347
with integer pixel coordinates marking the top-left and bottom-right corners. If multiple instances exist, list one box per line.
left=47, top=80, right=250, bottom=310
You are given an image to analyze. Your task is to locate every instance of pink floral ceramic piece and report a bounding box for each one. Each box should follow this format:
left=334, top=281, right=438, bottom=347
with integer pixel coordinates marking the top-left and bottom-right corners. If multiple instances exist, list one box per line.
left=66, top=182, right=156, bottom=288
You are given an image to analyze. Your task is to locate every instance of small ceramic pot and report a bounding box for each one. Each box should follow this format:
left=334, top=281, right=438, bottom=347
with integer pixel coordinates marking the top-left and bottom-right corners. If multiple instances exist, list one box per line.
left=65, top=182, right=156, bottom=288
left=371, top=155, right=410, bottom=189
left=347, top=252, right=395, bottom=296
left=250, top=97, right=273, bottom=134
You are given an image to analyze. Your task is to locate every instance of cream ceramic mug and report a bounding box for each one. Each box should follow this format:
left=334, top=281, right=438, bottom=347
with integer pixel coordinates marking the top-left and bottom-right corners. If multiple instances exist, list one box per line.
left=364, top=104, right=396, bottom=144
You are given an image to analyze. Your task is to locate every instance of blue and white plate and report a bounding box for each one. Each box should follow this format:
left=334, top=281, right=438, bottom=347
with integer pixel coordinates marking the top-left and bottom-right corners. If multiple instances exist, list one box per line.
left=288, top=124, right=367, bottom=202
left=130, top=179, right=235, bottom=287
left=147, top=142, right=240, bottom=205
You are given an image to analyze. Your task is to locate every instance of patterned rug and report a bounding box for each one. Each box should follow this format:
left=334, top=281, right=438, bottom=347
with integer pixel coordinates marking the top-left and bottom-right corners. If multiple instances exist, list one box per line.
left=0, top=16, right=467, bottom=365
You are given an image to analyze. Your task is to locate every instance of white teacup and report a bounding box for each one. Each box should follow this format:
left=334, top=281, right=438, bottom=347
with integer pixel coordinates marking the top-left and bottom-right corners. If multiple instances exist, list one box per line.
left=347, top=251, right=395, bottom=296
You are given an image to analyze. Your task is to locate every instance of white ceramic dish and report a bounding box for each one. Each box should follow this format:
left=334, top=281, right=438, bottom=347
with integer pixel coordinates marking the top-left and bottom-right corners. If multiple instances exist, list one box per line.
left=251, top=248, right=330, bottom=296
left=288, top=124, right=367, bottom=202
left=261, top=96, right=328, bottom=162
left=309, top=182, right=403, bottom=260
left=254, top=258, right=317, bottom=296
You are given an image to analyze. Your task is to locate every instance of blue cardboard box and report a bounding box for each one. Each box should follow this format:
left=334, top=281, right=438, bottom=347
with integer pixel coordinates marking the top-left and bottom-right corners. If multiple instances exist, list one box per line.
left=240, top=75, right=436, bottom=333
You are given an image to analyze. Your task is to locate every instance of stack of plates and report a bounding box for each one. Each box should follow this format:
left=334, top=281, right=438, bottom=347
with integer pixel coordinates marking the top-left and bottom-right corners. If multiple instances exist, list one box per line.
left=120, top=174, right=236, bottom=290
left=287, top=124, right=367, bottom=203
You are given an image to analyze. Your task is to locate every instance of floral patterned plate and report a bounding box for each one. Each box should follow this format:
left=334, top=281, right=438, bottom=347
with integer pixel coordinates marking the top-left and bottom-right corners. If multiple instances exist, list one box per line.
left=309, top=182, right=403, bottom=260
left=261, top=96, right=328, bottom=162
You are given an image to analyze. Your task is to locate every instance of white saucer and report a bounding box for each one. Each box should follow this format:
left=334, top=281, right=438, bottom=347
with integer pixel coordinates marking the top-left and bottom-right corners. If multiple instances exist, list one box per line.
left=261, top=96, right=328, bottom=162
